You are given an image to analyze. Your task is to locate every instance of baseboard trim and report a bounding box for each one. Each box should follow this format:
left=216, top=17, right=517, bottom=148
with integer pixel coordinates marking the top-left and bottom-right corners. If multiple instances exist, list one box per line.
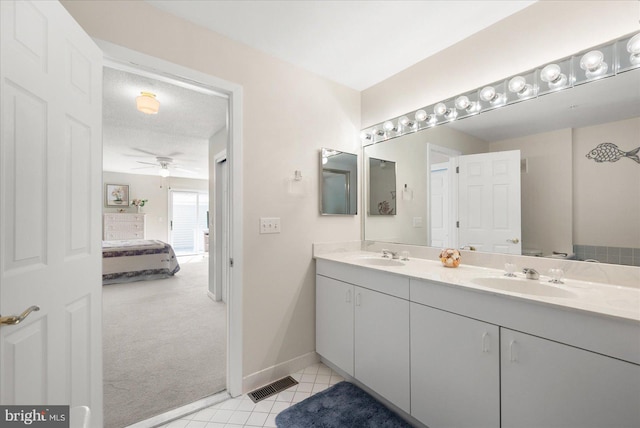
left=125, top=391, right=230, bottom=428
left=243, top=351, right=320, bottom=393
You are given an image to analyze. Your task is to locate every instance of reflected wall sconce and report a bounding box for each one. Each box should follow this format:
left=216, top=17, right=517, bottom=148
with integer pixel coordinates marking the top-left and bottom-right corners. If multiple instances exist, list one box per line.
left=136, top=91, right=160, bottom=114
left=360, top=31, right=640, bottom=146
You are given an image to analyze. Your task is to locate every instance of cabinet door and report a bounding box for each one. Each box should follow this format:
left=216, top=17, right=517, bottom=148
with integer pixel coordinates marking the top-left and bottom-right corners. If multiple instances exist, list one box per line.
left=501, top=328, right=640, bottom=428
left=411, top=303, right=499, bottom=428
left=355, top=286, right=410, bottom=413
left=316, top=275, right=354, bottom=376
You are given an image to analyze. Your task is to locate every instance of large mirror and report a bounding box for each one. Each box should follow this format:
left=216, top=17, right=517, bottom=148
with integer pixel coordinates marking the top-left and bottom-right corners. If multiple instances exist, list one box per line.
left=320, top=148, right=358, bottom=215
left=364, top=67, right=640, bottom=265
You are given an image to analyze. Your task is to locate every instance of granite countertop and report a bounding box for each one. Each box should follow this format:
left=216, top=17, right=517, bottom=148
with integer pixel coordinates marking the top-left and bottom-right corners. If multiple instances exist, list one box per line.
left=315, top=250, right=640, bottom=323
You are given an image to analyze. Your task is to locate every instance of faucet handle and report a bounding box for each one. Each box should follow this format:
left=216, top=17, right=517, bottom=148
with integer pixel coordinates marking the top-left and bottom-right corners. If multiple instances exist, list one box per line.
left=523, top=268, right=540, bottom=280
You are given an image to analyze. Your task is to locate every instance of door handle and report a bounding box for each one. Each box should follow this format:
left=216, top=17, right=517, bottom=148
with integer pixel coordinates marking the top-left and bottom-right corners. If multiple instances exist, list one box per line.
left=0, top=306, right=40, bottom=326
left=506, top=238, right=520, bottom=244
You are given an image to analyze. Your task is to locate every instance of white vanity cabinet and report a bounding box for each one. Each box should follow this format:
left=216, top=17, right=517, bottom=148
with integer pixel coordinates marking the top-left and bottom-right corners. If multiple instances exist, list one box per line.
left=316, top=275, right=354, bottom=376
left=354, top=286, right=410, bottom=414
left=501, top=328, right=640, bottom=428
left=410, top=302, right=500, bottom=428
left=315, top=259, right=410, bottom=413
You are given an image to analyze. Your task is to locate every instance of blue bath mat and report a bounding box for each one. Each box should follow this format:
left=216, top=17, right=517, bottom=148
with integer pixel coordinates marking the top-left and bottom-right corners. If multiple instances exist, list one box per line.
left=275, top=381, right=411, bottom=427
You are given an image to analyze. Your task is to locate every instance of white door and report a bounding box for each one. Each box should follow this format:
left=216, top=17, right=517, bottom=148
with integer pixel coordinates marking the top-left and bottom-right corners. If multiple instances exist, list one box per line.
left=0, top=0, right=103, bottom=425
left=458, top=150, right=521, bottom=254
left=430, top=162, right=451, bottom=248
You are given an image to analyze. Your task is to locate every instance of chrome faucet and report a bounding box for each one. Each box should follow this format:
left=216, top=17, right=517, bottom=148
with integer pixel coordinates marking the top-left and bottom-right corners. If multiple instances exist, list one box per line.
left=459, top=245, right=476, bottom=251
left=382, top=249, right=400, bottom=259
left=523, top=268, right=539, bottom=280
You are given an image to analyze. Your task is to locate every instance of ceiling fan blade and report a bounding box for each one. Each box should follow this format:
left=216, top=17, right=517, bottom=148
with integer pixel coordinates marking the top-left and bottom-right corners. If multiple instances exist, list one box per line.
left=136, top=161, right=158, bottom=166
left=132, top=166, right=155, bottom=170
left=166, top=152, right=184, bottom=158
left=132, top=148, right=159, bottom=156
left=174, top=167, right=198, bottom=175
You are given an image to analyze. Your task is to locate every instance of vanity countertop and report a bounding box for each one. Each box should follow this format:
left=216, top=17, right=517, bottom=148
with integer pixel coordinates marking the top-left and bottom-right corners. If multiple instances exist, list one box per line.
left=315, top=251, right=640, bottom=323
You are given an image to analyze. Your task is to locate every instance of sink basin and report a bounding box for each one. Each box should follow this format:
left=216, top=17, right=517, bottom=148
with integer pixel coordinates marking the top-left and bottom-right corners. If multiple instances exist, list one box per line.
left=350, top=256, right=405, bottom=267
left=471, top=277, right=577, bottom=299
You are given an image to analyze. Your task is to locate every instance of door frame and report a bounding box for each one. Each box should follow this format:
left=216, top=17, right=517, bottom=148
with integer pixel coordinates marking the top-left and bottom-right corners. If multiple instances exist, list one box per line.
left=99, top=40, right=244, bottom=397
left=212, top=150, right=228, bottom=302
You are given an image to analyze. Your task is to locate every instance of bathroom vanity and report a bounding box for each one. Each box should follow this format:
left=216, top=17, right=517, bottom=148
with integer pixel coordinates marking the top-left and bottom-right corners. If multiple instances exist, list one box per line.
left=315, top=251, right=640, bottom=428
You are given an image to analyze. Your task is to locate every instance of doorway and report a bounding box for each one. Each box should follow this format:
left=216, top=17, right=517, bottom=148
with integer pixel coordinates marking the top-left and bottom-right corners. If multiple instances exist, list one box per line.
left=170, top=190, right=210, bottom=256
left=100, top=45, right=242, bottom=425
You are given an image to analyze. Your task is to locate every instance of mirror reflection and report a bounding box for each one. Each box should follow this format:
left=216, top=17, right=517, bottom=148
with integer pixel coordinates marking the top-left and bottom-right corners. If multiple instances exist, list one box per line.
left=364, top=68, right=640, bottom=265
left=320, top=148, right=357, bottom=215
left=368, top=157, right=397, bottom=216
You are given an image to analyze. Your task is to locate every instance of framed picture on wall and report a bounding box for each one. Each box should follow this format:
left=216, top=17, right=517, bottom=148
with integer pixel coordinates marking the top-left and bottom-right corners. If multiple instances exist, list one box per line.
left=105, top=184, right=129, bottom=207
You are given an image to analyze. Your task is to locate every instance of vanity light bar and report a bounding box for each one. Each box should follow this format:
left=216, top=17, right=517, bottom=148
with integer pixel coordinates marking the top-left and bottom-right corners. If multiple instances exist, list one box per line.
left=360, top=31, right=640, bottom=146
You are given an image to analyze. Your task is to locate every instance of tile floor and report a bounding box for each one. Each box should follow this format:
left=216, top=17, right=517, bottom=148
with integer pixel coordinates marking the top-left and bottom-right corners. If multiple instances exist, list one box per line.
left=160, top=362, right=344, bottom=428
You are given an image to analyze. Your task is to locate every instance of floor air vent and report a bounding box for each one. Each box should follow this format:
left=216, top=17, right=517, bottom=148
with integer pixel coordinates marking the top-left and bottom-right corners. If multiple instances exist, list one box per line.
left=247, top=375, right=298, bottom=403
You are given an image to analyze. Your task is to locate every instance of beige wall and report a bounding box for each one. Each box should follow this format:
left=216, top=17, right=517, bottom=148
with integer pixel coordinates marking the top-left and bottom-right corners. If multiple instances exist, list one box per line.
left=103, top=171, right=208, bottom=242
left=573, top=117, right=640, bottom=248
left=362, top=1, right=639, bottom=127
left=490, top=129, right=573, bottom=256
left=63, top=1, right=361, bottom=382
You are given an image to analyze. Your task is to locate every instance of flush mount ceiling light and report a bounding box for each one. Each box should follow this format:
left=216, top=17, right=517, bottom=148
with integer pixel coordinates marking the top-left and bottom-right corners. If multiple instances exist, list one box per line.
left=360, top=31, right=639, bottom=146
left=136, top=91, right=160, bottom=114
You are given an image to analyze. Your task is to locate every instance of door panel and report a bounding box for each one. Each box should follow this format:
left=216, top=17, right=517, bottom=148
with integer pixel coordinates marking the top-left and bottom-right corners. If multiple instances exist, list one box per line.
left=458, top=150, right=521, bottom=254
left=1, top=1, right=103, bottom=425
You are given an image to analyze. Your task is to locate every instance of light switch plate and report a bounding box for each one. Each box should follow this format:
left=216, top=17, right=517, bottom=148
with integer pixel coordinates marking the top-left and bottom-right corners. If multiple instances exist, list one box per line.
left=260, top=217, right=281, bottom=234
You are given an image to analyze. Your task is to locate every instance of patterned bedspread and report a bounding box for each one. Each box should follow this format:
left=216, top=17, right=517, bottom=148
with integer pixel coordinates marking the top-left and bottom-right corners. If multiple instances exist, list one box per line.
left=102, top=239, right=180, bottom=285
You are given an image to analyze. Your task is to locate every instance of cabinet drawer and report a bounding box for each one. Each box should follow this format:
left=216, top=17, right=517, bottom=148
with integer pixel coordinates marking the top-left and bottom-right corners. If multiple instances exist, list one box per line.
left=317, top=259, right=409, bottom=299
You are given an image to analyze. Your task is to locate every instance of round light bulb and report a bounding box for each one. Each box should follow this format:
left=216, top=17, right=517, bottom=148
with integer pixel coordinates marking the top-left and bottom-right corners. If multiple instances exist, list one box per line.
left=399, top=116, right=409, bottom=126
left=479, top=86, right=497, bottom=102
left=434, top=102, right=447, bottom=116
left=383, top=120, right=395, bottom=132
left=580, top=50, right=608, bottom=78
left=360, top=131, right=372, bottom=141
left=455, top=96, right=470, bottom=110
left=540, top=64, right=568, bottom=89
left=372, top=127, right=384, bottom=136
left=159, top=168, right=170, bottom=178
left=626, top=33, right=640, bottom=55
left=508, top=76, right=526, bottom=93
left=415, top=109, right=428, bottom=122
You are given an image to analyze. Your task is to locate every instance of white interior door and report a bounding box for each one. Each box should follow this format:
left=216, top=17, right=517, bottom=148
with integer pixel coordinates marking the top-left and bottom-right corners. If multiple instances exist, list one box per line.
left=0, top=1, right=103, bottom=425
left=430, top=162, right=451, bottom=248
left=458, top=150, right=522, bottom=254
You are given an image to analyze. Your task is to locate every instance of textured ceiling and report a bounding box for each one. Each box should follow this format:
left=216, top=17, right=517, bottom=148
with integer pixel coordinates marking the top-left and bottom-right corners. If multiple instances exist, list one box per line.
left=102, top=67, right=228, bottom=180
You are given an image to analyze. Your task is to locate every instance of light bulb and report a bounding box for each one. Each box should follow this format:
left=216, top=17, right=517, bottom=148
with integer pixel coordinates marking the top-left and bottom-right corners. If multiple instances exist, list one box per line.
left=383, top=120, right=395, bottom=132
left=580, top=50, right=608, bottom=78
left=540, top=64, right=568, bottom=89
left=373, top=127, right=384, bottom=137
left=159, top=168, right=170, bottom=178
left=455, top=96, right=470, bottom=110
left=398, top=115, right=414, bottom=128
left=360, top=131, right=372, bottom=141
left=508, top=76, right=533, bottom=98
left=434, top=102, right=447, bottom=116
left=480, top=86, right=497, bottom=102
left=628, top=33, right=640, bottom=65
left=415, top=110, right=428, bottom=122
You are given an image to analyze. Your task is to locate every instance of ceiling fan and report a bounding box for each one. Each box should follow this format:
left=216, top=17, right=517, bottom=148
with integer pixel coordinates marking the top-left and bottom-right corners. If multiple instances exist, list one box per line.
left=134, top=156, right=197, bottom=177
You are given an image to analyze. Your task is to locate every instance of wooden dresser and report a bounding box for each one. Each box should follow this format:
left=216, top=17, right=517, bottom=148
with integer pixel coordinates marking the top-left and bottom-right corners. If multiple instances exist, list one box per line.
left=103, top=213, right=146, bottom=240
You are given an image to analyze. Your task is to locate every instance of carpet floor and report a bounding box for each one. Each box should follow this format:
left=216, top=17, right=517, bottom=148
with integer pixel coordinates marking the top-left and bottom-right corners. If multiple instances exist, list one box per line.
left=275, top=381, right=411, bottom=428
left=102, top=258, right=226, bottom=428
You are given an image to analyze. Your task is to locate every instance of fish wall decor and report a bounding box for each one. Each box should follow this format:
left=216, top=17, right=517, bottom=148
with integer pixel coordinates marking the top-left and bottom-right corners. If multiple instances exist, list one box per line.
left=586, top=142, right=640, bottom=164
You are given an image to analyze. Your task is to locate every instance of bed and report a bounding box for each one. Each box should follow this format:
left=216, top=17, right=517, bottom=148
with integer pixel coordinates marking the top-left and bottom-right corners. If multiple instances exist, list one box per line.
left=102, top=240, right=180, bottom=285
